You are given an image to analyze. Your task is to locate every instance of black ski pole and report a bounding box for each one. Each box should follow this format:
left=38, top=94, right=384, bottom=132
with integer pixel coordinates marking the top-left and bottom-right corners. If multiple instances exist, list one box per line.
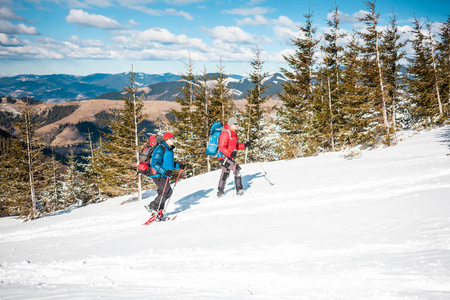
left=156, top=176, right=170, bottom=216
left=253, top=153, right=274, bottom=185
left=162, top=169, right=183, bottom=215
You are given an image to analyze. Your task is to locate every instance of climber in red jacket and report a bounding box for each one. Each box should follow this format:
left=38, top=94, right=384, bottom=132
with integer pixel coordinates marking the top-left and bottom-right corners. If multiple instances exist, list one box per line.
left=217, top=117, right=251, bottom=197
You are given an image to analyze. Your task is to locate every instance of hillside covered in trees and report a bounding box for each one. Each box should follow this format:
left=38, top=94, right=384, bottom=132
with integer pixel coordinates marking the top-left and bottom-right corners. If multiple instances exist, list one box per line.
left=1, top=1, right=449, bottom=220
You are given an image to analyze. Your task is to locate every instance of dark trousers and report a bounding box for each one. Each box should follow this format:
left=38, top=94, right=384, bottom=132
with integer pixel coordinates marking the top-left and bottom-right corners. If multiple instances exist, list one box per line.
left=150, top=176, right=172, bottom=211
left=218, top=158, right=243, bottom=192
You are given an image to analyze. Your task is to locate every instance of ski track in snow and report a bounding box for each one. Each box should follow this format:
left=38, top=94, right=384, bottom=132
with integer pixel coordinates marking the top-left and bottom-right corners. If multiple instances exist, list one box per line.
left=1, top=126, right=450, bottom=299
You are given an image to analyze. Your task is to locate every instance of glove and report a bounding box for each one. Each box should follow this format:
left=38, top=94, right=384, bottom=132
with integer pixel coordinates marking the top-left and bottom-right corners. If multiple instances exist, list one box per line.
left=178, top=163, right=186, bottom=169
left=244, top=141, right=252, bottom=148
left=230, top=150, right=237, bottom=158
left=164, top=170, right=172, bottom=177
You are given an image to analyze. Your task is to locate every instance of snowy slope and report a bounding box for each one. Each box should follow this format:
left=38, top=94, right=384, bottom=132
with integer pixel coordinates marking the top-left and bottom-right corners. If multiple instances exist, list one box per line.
left=1, top=126, right=450, bottom=299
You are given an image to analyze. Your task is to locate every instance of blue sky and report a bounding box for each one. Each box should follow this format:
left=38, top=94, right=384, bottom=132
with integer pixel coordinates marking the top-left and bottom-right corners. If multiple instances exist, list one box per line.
left=0, top=0, right=449, bottom=77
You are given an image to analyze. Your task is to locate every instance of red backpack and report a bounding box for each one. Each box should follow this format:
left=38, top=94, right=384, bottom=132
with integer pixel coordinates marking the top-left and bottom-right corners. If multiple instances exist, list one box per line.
left=137, top=135, right=164, bottom=175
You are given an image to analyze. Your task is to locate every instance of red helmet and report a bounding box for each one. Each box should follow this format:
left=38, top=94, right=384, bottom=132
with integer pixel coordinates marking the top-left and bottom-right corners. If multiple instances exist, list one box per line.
left=163, top=132, right=175, bottom=141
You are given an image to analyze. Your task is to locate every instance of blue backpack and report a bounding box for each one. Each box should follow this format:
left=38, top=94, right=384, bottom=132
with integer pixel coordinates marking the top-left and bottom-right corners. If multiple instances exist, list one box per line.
left=206, top=121, right=224, bottom=157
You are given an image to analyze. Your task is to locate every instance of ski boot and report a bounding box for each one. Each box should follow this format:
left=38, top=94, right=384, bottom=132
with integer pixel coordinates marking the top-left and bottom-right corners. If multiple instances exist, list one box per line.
left=145, top=204, right=158, bottom=215
left=155, top=210, right=170, bottom=222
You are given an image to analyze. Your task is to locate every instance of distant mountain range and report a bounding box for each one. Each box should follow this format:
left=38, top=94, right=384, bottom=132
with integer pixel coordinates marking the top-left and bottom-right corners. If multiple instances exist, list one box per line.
left=0, top=72, right=286, bottom=103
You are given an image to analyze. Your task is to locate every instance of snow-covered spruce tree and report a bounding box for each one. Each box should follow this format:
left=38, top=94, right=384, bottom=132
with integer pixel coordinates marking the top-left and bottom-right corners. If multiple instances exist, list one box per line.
left=209, top=59, right=236, bottom=125
left=0, top=141, right=19, bottom=217
left=191, top=67, right=214, bottom=174
left=80, top=130, right=104, bottom=204
left=170, top=56, right=201, bottom=178
left=437, top=16, right=450, bottom=117
left=277, top=7, right=319, bottom=158
left=62, top=147, right=81, bottom=207
left=381, top=9, right=407, bottom=133
left=407, top=16, right=442, bottom=127
left=242, top=46, right=271, bottom=163
left=206, top=61, right=237, bottom=170
left=83, top=136, right=109, bottom=201
left=340, top=29, right=372, bottom=146
left=11, top=98, right=52, bottom=220
left=255, top=113, right=281, bottom=162
left=42, top=148, right=65, bottom=214
left=102, top=69, right=147, bottom=198
left=358, top=0, right=391, bottom=145
left=426, top=18, right=444, bottom=119
left=318, top=3, right=346, bottom=152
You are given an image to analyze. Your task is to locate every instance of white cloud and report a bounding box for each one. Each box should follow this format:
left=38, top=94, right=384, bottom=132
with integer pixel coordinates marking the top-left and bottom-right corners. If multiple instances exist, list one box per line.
left=66, top=9, right=123, bottom=29
left=129, top=5, right=162, bottom=16
left=0, top=45, right=36, bottom=58
left=236, top=15, right=269, bottom=26
left=117, top=4, right=194, bottom=20
left=0, top=20, right=39, bottom=34
left=138, top=28, right=190, bottom=44
left=232, top=15, right=301, bottom=44
left=79, top=0, right=114, bottom=8
left=0, top=31, right=270, bottom=65
left=273, top=25, right=303, bottom=43
left=0, top=40, right=65, bottom=59
left=134, top=48, right=191, bottom=60
left=127, top=19, right=139, bottom=27
left=204, top=25, right=271, bottom=44
left=110, top=27, right=208, bottom=52
left=329, top=10, right=368, bottom=24
left=164, top=0, right=205, bottom=5
left=270, top=48, right=293, bottom=63
left=165, top=8, right=193, bottom=20
left=272, top=16, right=299, bottom=30
left=223, top=7, right=273, bottom=16
left=0, top=7, right=24, bottom=21
left=0, top=33, right=23, bottom=46
left=68, top=35, right=104, bottom=47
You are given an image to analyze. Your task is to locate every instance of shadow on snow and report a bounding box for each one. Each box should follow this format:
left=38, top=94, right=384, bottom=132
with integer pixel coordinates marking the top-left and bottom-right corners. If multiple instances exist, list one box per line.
left=167, top=171, right=268, bottom=216
left=437, top=126, right=450, bottom=151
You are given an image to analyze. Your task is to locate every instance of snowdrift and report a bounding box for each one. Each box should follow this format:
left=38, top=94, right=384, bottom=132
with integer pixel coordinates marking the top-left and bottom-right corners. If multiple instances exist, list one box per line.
left=1, top=126, right=450, bottom=299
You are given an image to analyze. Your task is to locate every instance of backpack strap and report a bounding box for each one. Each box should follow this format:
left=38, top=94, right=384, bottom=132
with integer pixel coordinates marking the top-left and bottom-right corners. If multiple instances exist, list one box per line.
left=160, top=144, right=167, bottom=154
left=155, top=144, right=166, bottom=155
left=217, top=130, right=232, bottom=159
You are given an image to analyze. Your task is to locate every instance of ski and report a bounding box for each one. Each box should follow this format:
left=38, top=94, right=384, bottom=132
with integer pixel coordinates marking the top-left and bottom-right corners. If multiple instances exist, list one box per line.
left=143, top=213, right=177, bottom=225
left=143, top=214, right=156, bottom=225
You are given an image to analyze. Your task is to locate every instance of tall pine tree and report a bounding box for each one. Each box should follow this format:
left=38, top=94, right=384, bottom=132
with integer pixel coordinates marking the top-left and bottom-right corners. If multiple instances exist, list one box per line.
left=102, top=68, right=147, bottom=197
left=407, top=16, right=441, bottom=126
left=193, top=67, right=221, bottom=172
left=437, top=16, right=450, bottom=116
left=358, top=0, right=390, bottom=144
left=381, top=9, right=407, bottom=134
left=340, top=29, right=371, bottom=146
left=277, top=5, right=319, bottom=158
left=84, top=136, right=109, bottom=201
left=9, top=98, right=52, bottom=220
left=426, top=18, right=444, bottom=118
left=209, top=59, right=235, bottom=124
left=191, top=67, right=214, bottom=174
left=242, top=46, right=271, bottom=163
left=319, top=2, right=346, bottom=151
left=171, top=56, right=201, bottom=177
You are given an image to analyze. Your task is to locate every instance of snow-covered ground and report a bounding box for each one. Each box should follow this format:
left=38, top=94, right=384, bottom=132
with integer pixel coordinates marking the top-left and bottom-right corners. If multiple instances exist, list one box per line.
left=1, top=126, right=450, bottom=300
